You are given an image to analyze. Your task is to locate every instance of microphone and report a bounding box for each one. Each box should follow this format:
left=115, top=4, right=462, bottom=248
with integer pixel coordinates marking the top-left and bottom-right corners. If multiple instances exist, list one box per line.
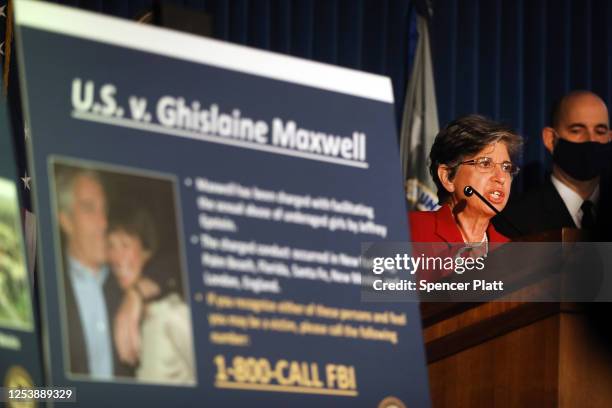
left=463, top=185, right=524, bottom=237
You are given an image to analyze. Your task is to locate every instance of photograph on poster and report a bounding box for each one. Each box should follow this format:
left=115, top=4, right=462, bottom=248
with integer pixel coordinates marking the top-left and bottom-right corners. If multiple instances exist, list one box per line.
left=0, top=177, right=34, bottom=331
left=49, top=158, right=196, bottom=386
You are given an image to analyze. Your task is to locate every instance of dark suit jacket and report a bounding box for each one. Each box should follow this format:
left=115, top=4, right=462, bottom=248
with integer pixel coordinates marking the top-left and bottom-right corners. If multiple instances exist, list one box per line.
left=493, top=178, right=575, bottom=239
left=64, top=263, right=134, bottom=378
left=494, top=176, right=612, bottom=240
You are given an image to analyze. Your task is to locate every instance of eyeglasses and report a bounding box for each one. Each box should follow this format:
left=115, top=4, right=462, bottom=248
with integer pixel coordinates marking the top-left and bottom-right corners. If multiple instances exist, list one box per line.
left=458, top=157, right=520, bottom=176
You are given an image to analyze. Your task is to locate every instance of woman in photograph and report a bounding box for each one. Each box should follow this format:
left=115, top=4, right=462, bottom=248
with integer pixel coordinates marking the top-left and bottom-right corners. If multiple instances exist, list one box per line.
left=107, top=207, right=195, bottom=385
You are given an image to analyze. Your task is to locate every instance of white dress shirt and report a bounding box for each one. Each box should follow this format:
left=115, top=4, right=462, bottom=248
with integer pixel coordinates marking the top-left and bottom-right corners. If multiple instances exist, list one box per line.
left=68, top=257, right=113, bottom=379
left=550, top=174, right=599, bottom=228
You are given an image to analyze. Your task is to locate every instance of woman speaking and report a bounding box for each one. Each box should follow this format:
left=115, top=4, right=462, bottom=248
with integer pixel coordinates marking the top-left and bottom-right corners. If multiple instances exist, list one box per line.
left=409, top=115, right=523, bottom=246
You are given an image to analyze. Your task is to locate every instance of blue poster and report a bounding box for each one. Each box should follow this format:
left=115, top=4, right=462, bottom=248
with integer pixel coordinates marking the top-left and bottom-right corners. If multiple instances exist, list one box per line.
left=0, top=87, right=44, bottom=399
left=15, top=1, right=430, bottom=407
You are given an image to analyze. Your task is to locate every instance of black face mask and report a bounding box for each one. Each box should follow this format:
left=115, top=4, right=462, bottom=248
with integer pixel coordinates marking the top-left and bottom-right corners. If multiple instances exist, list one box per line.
left=552, top=138, right=612, bottom=181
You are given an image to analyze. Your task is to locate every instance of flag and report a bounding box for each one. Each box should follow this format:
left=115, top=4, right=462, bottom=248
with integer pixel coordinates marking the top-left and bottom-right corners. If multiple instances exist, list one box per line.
left=399, top=14, right=440, bottom=211
left=2, top=0, right=36, bottom=280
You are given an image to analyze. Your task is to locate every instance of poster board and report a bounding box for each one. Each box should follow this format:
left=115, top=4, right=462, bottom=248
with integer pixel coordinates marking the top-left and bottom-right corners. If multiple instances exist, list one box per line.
left=15, top=1, right=430, bottom=406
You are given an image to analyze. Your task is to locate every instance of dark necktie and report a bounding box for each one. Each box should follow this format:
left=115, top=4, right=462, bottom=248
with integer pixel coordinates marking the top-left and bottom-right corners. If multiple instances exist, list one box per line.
left=581, top=200, right=596, bottom=230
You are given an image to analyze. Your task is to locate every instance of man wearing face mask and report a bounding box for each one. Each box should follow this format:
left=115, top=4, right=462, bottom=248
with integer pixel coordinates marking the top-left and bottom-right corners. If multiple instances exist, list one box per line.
left=494, top=90, right=612, bottom=239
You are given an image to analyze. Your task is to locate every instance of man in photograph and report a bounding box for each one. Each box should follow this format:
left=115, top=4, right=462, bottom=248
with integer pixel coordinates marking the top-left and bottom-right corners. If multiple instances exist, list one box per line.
left=56, top=167, right=133, bottom=379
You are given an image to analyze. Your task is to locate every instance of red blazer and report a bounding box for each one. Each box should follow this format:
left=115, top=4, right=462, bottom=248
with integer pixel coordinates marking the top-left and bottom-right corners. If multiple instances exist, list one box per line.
left=408, top=205, right=509, bottom=281
left=409, top=205, right=510, bottom=244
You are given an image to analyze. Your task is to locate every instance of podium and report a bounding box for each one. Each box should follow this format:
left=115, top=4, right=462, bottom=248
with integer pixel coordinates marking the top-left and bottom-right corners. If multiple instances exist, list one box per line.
left=421, top=229, right=612, bottom=407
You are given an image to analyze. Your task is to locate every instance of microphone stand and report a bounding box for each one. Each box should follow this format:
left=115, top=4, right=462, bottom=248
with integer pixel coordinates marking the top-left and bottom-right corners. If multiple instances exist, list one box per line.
left=463, top=185, right=524, bottom=237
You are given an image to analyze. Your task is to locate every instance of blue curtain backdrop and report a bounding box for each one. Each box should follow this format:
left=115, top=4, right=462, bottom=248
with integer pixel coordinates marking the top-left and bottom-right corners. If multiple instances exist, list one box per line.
left=49, top=0, right=419, bottom=129
left=431, top=0, right=612, bottom=193
left=15, top=0, right=611, bottom=196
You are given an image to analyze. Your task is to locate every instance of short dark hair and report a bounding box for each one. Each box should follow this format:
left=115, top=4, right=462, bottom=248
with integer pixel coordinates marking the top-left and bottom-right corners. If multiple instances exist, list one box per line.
left=429, top=114, right=523, bottom=203
left=108, top=205, right=158, bottom=254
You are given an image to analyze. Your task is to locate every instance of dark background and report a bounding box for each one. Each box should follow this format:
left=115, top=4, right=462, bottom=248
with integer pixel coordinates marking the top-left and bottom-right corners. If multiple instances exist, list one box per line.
left=22, top=0, right=610, bottom=197
left=431, top=0, right=612, bottom=193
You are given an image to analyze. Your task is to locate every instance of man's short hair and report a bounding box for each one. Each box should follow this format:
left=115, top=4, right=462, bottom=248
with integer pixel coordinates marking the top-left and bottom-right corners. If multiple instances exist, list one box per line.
left=54, top=165, right=104, bottom=215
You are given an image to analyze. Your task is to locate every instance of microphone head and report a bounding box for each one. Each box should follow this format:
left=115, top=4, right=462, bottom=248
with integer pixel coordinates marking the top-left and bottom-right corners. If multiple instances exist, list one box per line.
left=463, top=186, right=474, bottom=197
